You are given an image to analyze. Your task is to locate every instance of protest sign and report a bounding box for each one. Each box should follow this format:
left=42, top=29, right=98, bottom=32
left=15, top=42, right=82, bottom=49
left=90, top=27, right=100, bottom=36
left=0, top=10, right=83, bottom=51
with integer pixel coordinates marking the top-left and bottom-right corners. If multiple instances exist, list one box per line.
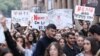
left=31, top=13, right=49, bottom=30
left=48, top=9, right=73, bottom=29
left=74, top=5, right=95, bottom=21
left=11, top=10, right=30, bottom=26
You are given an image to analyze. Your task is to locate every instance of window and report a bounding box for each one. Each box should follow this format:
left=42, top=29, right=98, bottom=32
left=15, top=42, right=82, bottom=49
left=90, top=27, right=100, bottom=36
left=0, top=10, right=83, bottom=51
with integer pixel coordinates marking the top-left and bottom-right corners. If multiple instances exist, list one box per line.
left=34, top=0, right=37, bottom=4
left=55, top=0, right=57, bottom=2
left=42, top=0, right=44, bottom=3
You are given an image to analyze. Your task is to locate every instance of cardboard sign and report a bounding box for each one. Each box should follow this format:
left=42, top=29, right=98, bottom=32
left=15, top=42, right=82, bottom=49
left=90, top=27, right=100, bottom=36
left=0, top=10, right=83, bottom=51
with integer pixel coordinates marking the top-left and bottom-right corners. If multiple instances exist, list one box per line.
left=11, top=10, right=30, bottom=26
left=74, top=5, right=95, bottom=21
left=48, top=9, right=73, bottom=29
left=31, top=13, right=49, bottom=30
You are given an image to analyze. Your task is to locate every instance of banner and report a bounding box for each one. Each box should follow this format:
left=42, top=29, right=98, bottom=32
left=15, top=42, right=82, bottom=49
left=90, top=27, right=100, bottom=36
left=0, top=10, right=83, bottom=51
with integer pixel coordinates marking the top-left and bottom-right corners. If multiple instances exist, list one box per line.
left=48, top=9, right=73, bottom=29
left=11, top=10, right=30, bottom=26
left=31, top=13, right=49, bottom=30
left=74, top=5, right=95, bottom=21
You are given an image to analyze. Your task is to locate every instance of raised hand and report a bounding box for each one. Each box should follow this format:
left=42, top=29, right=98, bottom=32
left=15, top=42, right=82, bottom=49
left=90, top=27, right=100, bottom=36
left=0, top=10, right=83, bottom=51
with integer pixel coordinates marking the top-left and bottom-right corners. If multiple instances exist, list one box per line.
left=0, top=17, right=8, bottom=31
left=0, top=17, right=6, bottom=28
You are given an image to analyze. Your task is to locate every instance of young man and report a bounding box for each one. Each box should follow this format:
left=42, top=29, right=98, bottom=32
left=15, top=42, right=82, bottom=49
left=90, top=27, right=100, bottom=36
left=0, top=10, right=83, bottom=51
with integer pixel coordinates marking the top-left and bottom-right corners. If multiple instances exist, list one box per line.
left=89, top=23, right=100, bottom=49
left=33, top=24, right=57, bottom=56
left=63, top=32, right=79, bottom=56
left=76, top=36, right=84, bottom=53
left=89, top=23, right=100, bottom=42
left=79, top=22, right=89, bottom=37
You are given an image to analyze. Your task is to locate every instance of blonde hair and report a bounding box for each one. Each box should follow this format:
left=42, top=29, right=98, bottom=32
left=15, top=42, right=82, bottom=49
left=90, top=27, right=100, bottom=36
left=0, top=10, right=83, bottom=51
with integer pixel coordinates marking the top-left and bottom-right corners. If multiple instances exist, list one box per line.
left=44, top=42, right=64, bottom=56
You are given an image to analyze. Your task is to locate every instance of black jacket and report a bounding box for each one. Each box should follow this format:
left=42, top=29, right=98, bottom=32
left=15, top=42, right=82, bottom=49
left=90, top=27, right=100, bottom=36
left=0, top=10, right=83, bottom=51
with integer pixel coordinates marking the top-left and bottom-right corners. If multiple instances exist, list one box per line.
left=4, top=30, right=24, bottom=56
left=63, top=44, right=79, bottom=56
left=79, top=29, right=88, bottom=37
left=33, top=35, right=57, bottom=56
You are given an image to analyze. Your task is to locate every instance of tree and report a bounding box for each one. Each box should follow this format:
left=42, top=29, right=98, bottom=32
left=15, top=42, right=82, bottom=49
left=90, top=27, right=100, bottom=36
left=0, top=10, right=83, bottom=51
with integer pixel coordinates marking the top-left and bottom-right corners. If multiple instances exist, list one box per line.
left=0, top=0, right=21, bottom=17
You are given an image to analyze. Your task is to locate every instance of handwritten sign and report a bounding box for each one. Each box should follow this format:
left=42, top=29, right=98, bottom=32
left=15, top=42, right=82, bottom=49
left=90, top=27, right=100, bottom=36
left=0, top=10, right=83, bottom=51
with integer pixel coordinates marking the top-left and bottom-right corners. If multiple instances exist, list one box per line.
left=74, top=5, right=95, bottom=21
left=31, top=13, right=49, bottom=30
left=11, top=10, right=30, bottom=26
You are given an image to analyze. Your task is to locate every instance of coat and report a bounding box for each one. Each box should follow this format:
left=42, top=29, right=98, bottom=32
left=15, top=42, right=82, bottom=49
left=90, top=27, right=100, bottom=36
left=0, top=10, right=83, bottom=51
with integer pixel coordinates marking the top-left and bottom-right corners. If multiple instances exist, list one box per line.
left=33, top=35, right=57, bottom=56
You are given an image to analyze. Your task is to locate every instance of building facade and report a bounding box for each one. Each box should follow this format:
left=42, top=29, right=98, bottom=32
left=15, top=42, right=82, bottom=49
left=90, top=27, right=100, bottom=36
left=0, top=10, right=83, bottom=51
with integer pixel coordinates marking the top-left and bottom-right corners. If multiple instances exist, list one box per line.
left=21, top=0, right=99, bottom=26
left=21, top=0, right=82, bottom=12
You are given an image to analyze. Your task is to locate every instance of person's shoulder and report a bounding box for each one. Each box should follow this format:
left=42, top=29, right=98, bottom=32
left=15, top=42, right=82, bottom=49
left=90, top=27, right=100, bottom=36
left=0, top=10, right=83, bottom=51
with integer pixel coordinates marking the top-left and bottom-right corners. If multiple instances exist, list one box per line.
left=62, top=53, right=67, bottom=56
left=39, top=35, right=50, bottom=42
left=76, top=52, right=84, bottom=56
left=95, top=49, right=100, bottom=56
left=39, top=36, right=46, bottom=41
left=63, top=44, right=69, bottom=51
left=79, top=29, right=83, bottom=33
left=74, top=44, right=79, bottom=49
left=37, top=37, right=46, bottom=44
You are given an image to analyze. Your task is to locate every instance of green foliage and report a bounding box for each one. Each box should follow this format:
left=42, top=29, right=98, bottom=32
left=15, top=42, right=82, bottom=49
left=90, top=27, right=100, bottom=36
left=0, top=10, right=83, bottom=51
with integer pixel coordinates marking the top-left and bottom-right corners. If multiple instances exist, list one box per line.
left=0, top=0, right=21, bottom=17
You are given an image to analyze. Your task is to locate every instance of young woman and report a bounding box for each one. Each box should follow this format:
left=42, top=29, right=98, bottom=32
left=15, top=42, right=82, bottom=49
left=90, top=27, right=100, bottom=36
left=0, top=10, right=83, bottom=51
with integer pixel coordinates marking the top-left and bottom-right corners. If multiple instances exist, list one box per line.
left=26, top=31, right=36, bottom=47
left=45, top=42, right=66, bottom=56
left=76, top=38, right=98, bottom=56
left=0, top=17, right=25, bottom=56
left=32, top=29, right=40, bottom=41
left=76, top=36, right=84, bottom=53
left=39, top=30, right=45, bottom=39
left=1, top=51, right=13, bottom=56
left=58, top=38, right=65, bottom=49
left=55, top=33, right=62, bottom=41
left=25, top=31, right=37, bottom=56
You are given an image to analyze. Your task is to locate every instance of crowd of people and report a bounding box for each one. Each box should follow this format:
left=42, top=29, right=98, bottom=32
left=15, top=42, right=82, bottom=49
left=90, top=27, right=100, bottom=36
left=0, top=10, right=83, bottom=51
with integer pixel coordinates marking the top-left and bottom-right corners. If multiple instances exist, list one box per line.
left=0, top=17, right=100, bottom=56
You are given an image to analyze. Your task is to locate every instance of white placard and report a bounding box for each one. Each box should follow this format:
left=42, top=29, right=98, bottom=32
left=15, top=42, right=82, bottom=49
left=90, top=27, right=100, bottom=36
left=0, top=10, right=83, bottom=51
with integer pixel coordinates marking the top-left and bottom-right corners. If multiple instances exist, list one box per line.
left=31, top=13, right=49, bottom=30
left=11, top=10, right=30, bottom=26
left=74, top=5, right=95, bottom=21
left=48, top=9, right=73, bottom=29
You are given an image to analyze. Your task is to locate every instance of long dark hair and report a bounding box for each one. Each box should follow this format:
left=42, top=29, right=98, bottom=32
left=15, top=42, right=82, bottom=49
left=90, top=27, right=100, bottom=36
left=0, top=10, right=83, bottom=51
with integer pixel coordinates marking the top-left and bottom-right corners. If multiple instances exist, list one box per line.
left=58, top=38, right=66, bottom=43
left=32, top=29, right=40, bottom=41
left=26, top=31, right=36, bottom=48
left=45, top=42, right=64, bottom=56
left=26, top=31, right=36, bottom=43
left=16, top=36, right=25, bottom=48
left=85, top=37, right=99, bottom=55
left=1, top=50, right=13, bottom=56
